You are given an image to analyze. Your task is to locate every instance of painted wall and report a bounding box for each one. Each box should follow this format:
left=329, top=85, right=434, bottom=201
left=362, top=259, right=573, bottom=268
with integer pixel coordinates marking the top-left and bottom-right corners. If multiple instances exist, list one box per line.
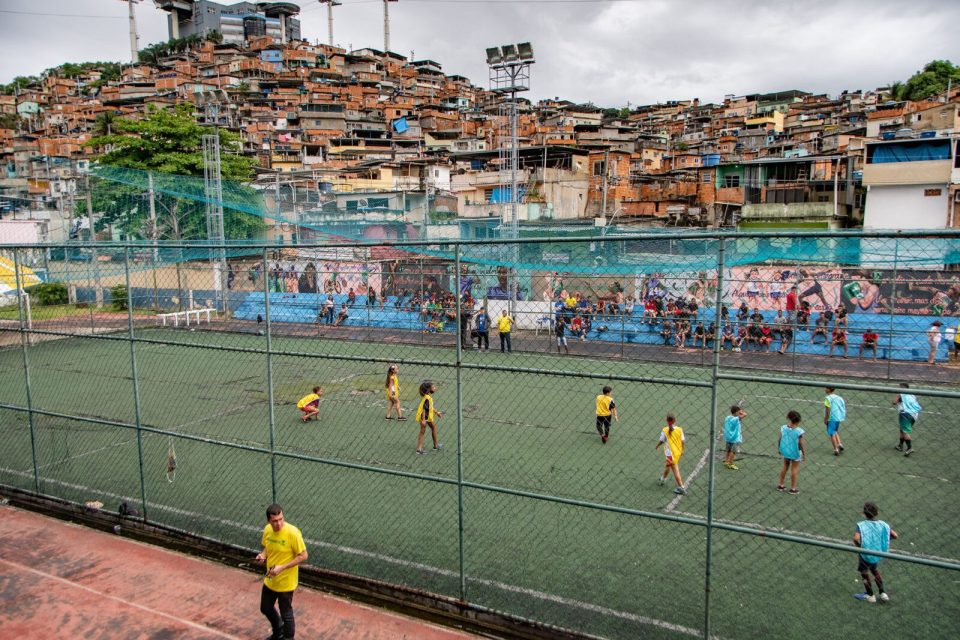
left=863, top=184, right=948, bottom=229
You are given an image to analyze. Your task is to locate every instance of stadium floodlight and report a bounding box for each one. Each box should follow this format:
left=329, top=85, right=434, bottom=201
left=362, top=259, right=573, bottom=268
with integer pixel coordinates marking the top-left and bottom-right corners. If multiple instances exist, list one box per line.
left=500, top=44, right=518, bottom=63
left=486, top=47, right=503, bottom=65
left=517, top=42, right=534, bottom=62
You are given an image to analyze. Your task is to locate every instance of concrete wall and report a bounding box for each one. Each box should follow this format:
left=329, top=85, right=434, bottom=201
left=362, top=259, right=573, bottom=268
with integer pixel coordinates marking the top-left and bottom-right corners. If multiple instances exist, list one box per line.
left=863, top=184, right=948, bottom=229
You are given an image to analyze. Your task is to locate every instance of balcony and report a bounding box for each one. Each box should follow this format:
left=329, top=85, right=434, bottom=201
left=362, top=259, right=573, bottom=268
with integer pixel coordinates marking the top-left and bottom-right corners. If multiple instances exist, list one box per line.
left=740, top=202, right=841, bottom=221
left=862, top=160, right=952, bottom=186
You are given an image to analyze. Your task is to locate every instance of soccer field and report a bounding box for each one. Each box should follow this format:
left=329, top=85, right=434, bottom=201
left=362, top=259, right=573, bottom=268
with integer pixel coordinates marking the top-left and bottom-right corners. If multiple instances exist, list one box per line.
left=0, top=327, right=958, bottom=639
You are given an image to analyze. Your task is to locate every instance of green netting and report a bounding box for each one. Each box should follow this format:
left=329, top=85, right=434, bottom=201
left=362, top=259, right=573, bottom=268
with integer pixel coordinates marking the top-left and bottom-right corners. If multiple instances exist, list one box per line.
left=60, top=165, right=960, bottom=278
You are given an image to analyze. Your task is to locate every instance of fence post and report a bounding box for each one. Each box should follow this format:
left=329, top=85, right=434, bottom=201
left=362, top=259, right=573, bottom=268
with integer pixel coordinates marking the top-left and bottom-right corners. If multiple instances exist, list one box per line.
left=885, top=239, right=899, bottom=379
left=124, top=246, right=149, bottom=520
left=263, top=247, right=278, bottom=503
left=13, top=249, right=41, bottom=492
left=703, top=235, right=726, bottom=639
left=454, top=243, right=467, bottom=601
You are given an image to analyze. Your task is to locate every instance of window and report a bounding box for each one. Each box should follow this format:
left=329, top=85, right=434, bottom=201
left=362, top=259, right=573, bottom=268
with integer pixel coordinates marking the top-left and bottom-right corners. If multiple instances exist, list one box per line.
left=724, top=175, right=741, bottom=188
left=593, top=161, right=605, bottom=176
left=367, top=197, right=389, bottom=208
left=345, top=200, right=358, bottom=211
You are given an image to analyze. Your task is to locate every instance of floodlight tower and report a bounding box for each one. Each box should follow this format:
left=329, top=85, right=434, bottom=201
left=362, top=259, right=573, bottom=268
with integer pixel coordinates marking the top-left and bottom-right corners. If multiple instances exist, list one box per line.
left=318, top=0, right=342, bottom=46
left=486, top=42, right=534, bottom=303
left=383, top=0, right=398, bottom=53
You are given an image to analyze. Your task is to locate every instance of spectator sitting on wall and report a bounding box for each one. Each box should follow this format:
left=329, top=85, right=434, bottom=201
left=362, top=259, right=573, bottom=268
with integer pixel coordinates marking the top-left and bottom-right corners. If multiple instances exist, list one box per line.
left=693, top=322, right=706, bottom=349
left=772, top=310, right=787, bottom=338
left=750, top=308, right=764, bottom=326
left=643, top=297, right=659, bottom=324
left=796, top=300, right=811, bottom=330
left=736, top=301, right=749, bottom=325
left=811, top=313, right=829, bottom=344
left=661, top=319, right=674, bottom=345
left=860, top=328, right=880, bottom=360
left=335, top=304, right=349, bottom=326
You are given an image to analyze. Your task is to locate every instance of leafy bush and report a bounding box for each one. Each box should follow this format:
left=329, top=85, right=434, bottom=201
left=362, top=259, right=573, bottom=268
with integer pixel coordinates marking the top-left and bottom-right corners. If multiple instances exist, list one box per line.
left=30, top=282, right=68, bottom=306
left=110, top=284, right=128, bottom=311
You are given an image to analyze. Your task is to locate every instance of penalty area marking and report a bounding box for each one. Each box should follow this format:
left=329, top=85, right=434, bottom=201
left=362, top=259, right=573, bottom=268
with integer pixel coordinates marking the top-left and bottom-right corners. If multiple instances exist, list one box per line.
left=0, top=557, right=242, bottom=639
left=0, top=467, right=709, bottom=638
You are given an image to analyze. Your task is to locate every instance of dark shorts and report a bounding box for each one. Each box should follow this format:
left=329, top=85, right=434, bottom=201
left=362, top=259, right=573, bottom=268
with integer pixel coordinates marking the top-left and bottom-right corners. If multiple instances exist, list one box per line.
left=858, top=557, right=879, bottom=573
left=725, top=442, right=741, bottom=454
left=898, top=412, right=915, bottom=433
left=596, top=415, right=611, bottom=430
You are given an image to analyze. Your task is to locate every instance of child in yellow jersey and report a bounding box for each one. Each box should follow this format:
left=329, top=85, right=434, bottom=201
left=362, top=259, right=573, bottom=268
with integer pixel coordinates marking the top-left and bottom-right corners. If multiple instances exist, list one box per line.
left=595, top=385, right=619, bottom=444
left=415, top=380, right=443, bottom=454
left=384, top=365, right=406, bottom=421
left=296, top=386, right=323, bottom=422
left=655, top=413, right=686, bottom=494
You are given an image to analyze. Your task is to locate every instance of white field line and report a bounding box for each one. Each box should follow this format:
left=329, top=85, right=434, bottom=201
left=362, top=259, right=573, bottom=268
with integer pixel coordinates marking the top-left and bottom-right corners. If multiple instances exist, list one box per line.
left=670, top=509, right=959, bottom=566
left=0, top=557, right=242, bottom=639
left=665, top=447, right=711, bottom=512
left=0, top=466, right=711, bottom=638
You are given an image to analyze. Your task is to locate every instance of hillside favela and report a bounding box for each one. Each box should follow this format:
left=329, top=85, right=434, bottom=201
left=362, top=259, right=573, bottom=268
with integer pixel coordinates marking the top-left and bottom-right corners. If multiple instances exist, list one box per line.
left=2, top=3, right=960, bottom=640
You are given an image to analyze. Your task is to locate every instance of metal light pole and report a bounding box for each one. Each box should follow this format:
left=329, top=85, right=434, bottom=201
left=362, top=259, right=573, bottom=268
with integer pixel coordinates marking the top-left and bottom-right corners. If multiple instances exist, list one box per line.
left=383, top=0, right=398, bottom=53
left=486, top=43, right=534, bottom=308
left=318, top=0, right=341, bottom=46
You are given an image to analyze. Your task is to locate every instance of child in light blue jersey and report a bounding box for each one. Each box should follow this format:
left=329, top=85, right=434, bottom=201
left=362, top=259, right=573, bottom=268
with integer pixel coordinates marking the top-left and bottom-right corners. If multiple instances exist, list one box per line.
left=723, top=404, right=747, bottom=470
left=823, top=386, right=846, bottom=456
left=892, top=382, right=921, bottom=457
left=853, top=501, right=898, bottom=603
left=777, top=410, right=805, bottom=495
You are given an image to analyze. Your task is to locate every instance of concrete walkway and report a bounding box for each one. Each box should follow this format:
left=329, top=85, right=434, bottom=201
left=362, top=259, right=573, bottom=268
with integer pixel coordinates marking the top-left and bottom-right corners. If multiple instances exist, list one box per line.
left=0, top=505, right=479, bottom=640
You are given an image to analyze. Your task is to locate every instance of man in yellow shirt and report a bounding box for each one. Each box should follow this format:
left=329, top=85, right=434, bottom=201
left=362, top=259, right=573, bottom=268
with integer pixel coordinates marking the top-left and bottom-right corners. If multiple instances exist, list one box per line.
left=256, top=504, right=308, bottom=640
left=498, top=309, right=513, bottom=353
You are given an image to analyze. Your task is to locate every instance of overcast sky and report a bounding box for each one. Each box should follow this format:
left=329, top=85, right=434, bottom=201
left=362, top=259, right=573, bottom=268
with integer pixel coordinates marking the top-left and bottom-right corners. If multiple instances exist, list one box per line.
left=1, top=0, right=958, bottom=106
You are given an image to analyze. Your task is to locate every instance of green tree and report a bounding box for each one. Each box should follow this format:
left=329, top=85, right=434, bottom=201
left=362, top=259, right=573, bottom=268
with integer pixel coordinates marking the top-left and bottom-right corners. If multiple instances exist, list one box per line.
left=899, top=60, right=960, bottom=101
left=85, top=103, right=263, bottom=240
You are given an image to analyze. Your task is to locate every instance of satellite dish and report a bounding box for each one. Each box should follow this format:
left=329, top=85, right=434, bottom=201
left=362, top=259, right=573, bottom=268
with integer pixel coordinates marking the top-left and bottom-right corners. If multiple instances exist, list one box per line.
left=358, top=198, right=368, bottom=207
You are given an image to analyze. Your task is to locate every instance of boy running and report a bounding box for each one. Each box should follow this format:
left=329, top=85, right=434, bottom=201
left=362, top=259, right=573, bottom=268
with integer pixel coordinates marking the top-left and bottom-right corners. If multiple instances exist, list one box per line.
left=777, top=410, right=805, bottom=495
left=415, top=381, right=443, bottom=454
left=296, top=386, right=323, bottom=422
left=595, top=385, right=618, bottom=444
left=892, top=383, right=921, bottom=457
left=723, top=404, right=747, bottom=470
left=853, top=501, right=898, bottom=603
left=824, top=387, right=846, bottom=456
left=656, top=414, right=686, bottom=494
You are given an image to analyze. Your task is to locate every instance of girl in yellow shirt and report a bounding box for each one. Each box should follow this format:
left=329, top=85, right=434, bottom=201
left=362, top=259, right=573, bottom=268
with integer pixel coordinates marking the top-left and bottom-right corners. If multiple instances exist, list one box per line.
left=384, top=365, right=405, bottom=421
left=415, top=381, right=443, bottom=454
left=655, top=413, right=686, bottom=494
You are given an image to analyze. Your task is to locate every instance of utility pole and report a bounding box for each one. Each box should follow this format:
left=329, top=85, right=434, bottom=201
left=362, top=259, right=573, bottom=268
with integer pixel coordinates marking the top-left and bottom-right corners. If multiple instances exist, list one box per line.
left=121, top=0, right=141, bottom=63
left=85, top=176, right=103, bottom=309
left=600, top=148, right=610, bottom=219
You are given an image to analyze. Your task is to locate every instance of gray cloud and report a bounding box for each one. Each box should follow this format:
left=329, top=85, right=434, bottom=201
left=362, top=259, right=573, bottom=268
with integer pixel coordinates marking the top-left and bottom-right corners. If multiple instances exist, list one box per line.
left=1, top=0, right=958, bottom=106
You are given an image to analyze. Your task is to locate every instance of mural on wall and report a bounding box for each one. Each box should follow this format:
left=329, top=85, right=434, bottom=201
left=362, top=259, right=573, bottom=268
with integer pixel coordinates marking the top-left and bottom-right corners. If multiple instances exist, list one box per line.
left=264, top=259, right=381, bottom=296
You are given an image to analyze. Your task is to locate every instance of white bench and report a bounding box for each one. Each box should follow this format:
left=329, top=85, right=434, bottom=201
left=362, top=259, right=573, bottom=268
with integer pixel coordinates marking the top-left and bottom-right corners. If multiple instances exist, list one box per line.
left=157, top=308, right=216, bottom=327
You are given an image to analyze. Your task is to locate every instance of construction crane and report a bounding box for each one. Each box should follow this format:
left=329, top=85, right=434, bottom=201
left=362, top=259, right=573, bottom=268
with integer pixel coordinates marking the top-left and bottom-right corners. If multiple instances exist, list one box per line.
left=317, top=0, right=341, bottom=47
left=120, top=0, right=142, bottom=63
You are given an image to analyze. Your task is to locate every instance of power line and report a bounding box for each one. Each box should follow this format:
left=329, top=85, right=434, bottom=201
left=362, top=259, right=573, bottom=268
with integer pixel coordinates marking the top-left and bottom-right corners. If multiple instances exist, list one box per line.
left=0, top=9, right=125, bottom=19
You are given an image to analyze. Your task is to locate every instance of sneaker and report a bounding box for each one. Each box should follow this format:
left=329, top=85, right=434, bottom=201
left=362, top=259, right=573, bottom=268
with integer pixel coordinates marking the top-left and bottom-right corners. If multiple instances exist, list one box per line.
left=601, top=435, right=608, bottom=444
left=894, top=444, right=903, bottom=452
left=788, top=488, right=799, bottom=495
left=853, top=593, right=876, bottom=603
left=658, top=476, right=665, bottom=486
left=727, top=463, right=739, bottom=470
left=416, top=449, right=425, bottom=455
left=776, top=485, right=786, bottom=492
left=879, top=592, right=890, bottom=603
left=838, top=445, right=845, bottom=452
left=834, top=450, right=840, bottom=456
left=397, top=416, right=407, bottom=421
left=904, top=449, right=912, bottom=457
left=673, top=486, right=686, bottom=495
left=433, top=443, right=444, bottom=451
left=385, top=416, right=394, bottom=420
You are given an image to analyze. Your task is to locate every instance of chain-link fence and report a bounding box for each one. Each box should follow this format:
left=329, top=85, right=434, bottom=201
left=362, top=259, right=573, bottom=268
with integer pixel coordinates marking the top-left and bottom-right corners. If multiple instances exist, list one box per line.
left=2, top=231, right=959, bottom=640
